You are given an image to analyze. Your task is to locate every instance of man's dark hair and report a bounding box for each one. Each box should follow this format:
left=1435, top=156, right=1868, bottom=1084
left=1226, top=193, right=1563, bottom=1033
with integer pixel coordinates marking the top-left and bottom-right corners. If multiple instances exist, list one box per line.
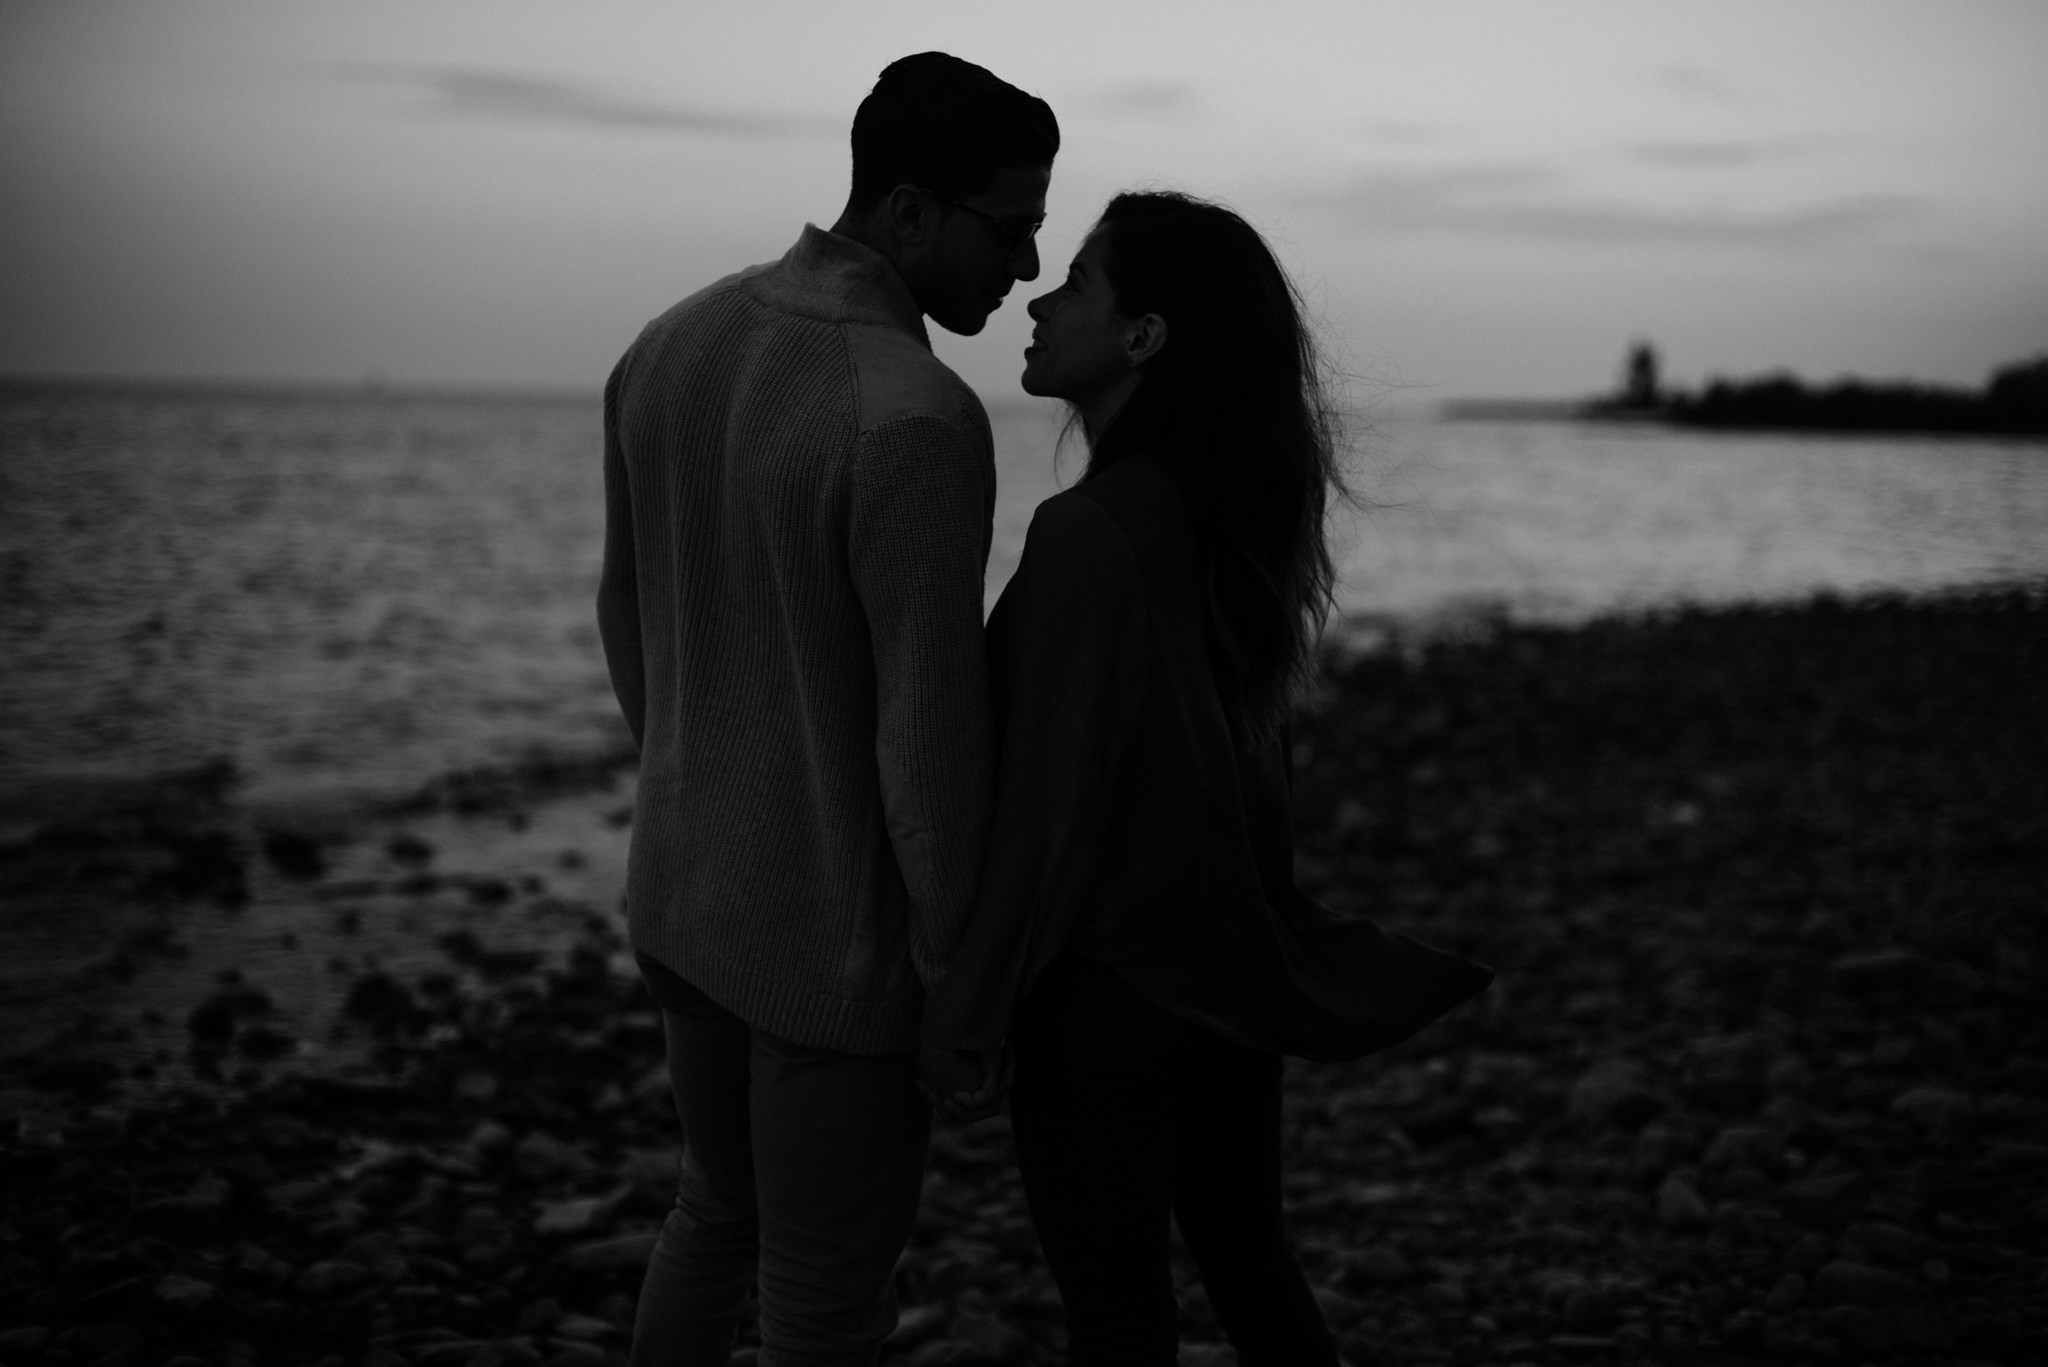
left=848, top=53, right=1059, bottom=211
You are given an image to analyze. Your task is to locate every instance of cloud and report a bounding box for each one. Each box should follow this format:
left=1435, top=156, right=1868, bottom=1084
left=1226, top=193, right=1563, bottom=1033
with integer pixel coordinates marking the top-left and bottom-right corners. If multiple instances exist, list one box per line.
left=333, top=64, right=833, bottom=138
left=1092, top=81, right=1201, bottom=116
left=1656, top=62, right=1745, bottom=105
left=1316, top=165, right=1925, bottom=249
left=1629, top=139, right=1791, bottom=169
left=1356, top=120, right=1458, bottom=147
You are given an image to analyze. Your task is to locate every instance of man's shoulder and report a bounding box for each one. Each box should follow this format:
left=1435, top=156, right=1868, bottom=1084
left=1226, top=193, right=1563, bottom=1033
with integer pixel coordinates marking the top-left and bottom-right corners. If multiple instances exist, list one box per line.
left=844, top=326, right=987, bottom=443
left=637, top=259, right=780, bottom=344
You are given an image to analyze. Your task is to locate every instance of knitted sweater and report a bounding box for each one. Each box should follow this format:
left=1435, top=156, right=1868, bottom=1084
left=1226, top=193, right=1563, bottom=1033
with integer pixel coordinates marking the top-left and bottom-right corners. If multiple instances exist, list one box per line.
left=598, top=225, right=997, bottom=1055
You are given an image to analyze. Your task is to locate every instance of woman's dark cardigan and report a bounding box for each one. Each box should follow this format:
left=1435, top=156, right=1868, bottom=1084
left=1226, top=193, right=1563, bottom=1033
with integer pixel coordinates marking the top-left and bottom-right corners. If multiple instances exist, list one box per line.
left=922, top=453, right=1491, bottom=1061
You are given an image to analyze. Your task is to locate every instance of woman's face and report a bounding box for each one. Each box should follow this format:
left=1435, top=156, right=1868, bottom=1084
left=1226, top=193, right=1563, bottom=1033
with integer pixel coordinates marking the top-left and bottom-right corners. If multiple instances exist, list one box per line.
left=1021, top=230, right=1142, bottom=404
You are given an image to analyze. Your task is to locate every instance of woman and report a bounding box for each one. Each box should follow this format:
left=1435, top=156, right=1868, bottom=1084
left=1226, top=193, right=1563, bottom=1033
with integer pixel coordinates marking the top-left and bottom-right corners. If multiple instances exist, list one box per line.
left=921, top=192, right=1492, bottom=1365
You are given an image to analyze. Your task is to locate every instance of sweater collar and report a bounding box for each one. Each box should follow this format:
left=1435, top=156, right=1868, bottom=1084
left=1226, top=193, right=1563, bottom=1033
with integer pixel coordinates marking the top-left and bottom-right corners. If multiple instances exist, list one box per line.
left=758, top=225, right=931, bottom=349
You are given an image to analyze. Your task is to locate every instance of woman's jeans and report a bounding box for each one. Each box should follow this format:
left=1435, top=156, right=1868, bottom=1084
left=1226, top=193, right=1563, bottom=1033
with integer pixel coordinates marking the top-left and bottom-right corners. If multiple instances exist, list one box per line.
left=632, top=955, right=930, bottom=1367
left=1010, top=953, right=1338, bottom=1367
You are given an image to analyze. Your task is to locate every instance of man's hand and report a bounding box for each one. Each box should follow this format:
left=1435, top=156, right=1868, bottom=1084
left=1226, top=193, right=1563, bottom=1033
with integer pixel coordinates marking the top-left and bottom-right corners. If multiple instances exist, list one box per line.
left=918, top=1044, right=1011, bottom=1122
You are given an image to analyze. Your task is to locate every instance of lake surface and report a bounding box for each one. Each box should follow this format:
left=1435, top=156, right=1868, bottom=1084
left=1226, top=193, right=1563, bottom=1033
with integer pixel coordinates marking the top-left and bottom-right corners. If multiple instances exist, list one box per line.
left=4, top=380, right=2045, bottom=824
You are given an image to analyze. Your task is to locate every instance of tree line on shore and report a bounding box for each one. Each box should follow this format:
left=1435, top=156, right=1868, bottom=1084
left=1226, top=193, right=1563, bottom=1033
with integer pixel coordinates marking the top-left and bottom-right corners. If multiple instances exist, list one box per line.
left=1589, top=344, right=2048, bottom=436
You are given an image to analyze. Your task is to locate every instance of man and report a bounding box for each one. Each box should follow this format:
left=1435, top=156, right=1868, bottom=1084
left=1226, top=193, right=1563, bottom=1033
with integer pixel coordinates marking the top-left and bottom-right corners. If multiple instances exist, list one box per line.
left=596, top=52, right=1056, bottom=1366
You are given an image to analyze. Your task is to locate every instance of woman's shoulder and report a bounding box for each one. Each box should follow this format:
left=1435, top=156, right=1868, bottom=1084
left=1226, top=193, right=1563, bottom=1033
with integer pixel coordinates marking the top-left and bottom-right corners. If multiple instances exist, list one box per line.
left=1064, top=453, right=1197, bottom=566
left=1072, top=451, right=1181, bottom=518
left=1023, top=485, right=1136, bottom=571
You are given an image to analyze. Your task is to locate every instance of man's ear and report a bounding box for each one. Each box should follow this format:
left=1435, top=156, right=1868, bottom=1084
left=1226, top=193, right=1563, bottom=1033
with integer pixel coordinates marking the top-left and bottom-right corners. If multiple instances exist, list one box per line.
left=883, top=184, right=936, bottom=247
left=1125, top=313, right=1169, bottom=367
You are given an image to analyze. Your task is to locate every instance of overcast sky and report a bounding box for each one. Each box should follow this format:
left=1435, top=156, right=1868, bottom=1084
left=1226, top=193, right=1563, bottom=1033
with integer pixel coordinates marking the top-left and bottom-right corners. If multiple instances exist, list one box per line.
left=3, top=0, right=2044, bottom=402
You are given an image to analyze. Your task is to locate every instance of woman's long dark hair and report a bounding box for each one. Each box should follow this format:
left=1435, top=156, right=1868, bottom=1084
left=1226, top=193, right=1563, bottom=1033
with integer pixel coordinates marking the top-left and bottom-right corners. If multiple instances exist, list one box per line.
left=1085, top=190, right=1346, bottom=749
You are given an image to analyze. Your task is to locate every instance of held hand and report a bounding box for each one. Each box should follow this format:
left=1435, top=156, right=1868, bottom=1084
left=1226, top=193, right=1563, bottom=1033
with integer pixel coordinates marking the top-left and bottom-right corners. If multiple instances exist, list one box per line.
left=917, top=1043, right=1011, bottom=1122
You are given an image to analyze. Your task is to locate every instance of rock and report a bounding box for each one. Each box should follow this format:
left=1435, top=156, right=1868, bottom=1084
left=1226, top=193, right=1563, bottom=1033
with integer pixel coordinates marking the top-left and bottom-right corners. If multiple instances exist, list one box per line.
left=261, top=829, right=326, bottom=880
left=1779, top=1171, right=1870, bottom=1228
left=618, top=1145, right=679, bottom=1182
left=543, top=1346, right=607, bottom=1367
left=1562, top=1287, right=1615, bottom=1331
left=0, top=1328, right=52, bottom=1355
left=1179, top=1345, right=1238, bottom=1366
left=565, top=1232, right=659, bottom=1272
left=1894, top=1308, right=1956, bottom=1353
left=632, top=1063, right=672, bottom=1105
left=1765, top=1056, right=1814, bottom=1096
left=155, top=1273, right=219, bottom=1314
left=387, top=833, right=435, bottom=866
left=58, top=1325, right=143, bottom=1358
left=1722, top=1309, right=1766, bottom=1351
left=1349, top=1244, right=1413, bottom=1286
left=256, top=1113, right=320, bottom=1154
left=514, top=1131, right=587, bottom=1181
left=1888, top=1086, right=1973, bottom=1131
left=1546, top=1335, right=1617, bottom=1355
left=514, top=1297, right=561, bottom=1334
left=550, top=1314, right=617, bottom=1342
left=345, top=972, right=418, bottom=1031
left=1764, top=1272, right=1805, bottom=1311
left=133, top=1173, right=232, bottom=1233
left=886, top=1304, right=947, bottom=1347
left=1959, top=1312, right=2018, bottom=1353
left=1819, top=1304, right=1896, bottom=1354
left=1702, top=1126, right=1778, bottom=1172
left=907, top=1342, right=979, bottom=1367
left=1843, top=1220, right=1919, bottom=1264
left=454, top=1071, right=500, bottom=1103
left=1398, top=1098, right=1473, bottom=1141
left=188, top=986, right=273, bottom=1041
left=1991, top=1139, right=2048, bottom=1171
left=1814, top=1260, right=1921, bottom=1307
left=1656, top=1172, right=1710, bottom=1229
left=237, top=1023, right=298, bottom=1059
left=467, top=1341, right=544, bottom=1367
left=1831, top=949, right=1922, bottom=994
left=949, top=1310, right=1028, bottom=1362
left=1567, top=1059, right=1666, bottom=1129
left=298, top=1261, right=371, bottom=1296
left=533, top=1196, right=613, bottom=1238
left=470, top=1120, right=515, bottom=1155
left=1312, top=1285, right=1366, bottom=1325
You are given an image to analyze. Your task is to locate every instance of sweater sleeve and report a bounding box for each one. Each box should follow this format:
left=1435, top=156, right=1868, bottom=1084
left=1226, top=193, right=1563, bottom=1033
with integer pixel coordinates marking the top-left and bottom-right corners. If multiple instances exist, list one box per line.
left=921, top=493, right=1148, bottom=1051
left=595, top=349, right=646, bottom=750
left=847, top=412, right=997, bottom=991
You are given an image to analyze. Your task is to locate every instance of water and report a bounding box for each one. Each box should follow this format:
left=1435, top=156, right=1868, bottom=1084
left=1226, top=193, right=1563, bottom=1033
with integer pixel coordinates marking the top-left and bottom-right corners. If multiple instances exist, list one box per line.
left=3, top=379, right=2045, bottom=1091
left=4, top=381, right=2045, bottom=825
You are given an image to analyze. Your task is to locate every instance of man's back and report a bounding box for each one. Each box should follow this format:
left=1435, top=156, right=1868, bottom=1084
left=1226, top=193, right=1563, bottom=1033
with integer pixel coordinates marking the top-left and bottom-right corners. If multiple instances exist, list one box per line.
left=601, top=225, right=995, bottom=1055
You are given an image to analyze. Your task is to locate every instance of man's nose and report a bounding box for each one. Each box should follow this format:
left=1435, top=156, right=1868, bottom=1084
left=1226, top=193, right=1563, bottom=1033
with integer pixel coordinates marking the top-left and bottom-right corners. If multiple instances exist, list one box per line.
left=1010, top=236, right=1041, bottom=282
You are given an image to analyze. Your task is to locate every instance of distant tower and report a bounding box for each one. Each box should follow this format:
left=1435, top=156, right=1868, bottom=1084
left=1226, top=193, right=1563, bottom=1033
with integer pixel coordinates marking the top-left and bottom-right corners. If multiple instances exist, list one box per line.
left=1622, top=341, right=1661, bottom=408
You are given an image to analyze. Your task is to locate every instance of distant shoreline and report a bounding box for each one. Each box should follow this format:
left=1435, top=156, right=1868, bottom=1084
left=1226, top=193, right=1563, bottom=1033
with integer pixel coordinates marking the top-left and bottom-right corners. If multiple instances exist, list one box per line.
left=1447, top=351, right=2048, bottom=439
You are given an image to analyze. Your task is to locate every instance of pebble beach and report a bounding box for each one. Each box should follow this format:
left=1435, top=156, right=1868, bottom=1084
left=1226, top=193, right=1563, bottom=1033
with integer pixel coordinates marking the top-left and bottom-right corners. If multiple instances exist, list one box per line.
left=3, top=584, right=2045, bottom=1367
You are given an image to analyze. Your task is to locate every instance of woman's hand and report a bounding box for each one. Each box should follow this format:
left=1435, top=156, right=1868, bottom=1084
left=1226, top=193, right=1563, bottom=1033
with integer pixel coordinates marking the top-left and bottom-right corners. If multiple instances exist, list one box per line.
left=918, top=1044, right=1011, bottom=1122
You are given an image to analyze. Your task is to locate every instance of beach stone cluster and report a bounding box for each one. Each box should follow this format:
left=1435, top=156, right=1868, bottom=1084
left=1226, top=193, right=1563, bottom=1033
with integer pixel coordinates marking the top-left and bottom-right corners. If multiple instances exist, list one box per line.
left=4, top=588, right=2045, bottom=1366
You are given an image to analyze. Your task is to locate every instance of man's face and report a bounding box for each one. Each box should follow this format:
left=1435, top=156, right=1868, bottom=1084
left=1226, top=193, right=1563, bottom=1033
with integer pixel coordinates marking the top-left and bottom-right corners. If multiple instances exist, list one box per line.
left=911, top=164, right=1051, bottom=337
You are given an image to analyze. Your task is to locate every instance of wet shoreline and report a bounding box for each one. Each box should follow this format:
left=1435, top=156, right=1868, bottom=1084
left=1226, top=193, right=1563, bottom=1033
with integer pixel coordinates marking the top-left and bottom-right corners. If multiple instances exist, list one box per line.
left=3, top=584, right=2045, bottom=1365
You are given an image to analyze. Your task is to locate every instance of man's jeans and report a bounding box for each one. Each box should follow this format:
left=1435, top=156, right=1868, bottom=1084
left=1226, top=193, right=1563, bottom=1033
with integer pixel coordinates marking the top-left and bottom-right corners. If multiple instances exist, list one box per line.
left=632, top=955, right=930, bottom=1367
